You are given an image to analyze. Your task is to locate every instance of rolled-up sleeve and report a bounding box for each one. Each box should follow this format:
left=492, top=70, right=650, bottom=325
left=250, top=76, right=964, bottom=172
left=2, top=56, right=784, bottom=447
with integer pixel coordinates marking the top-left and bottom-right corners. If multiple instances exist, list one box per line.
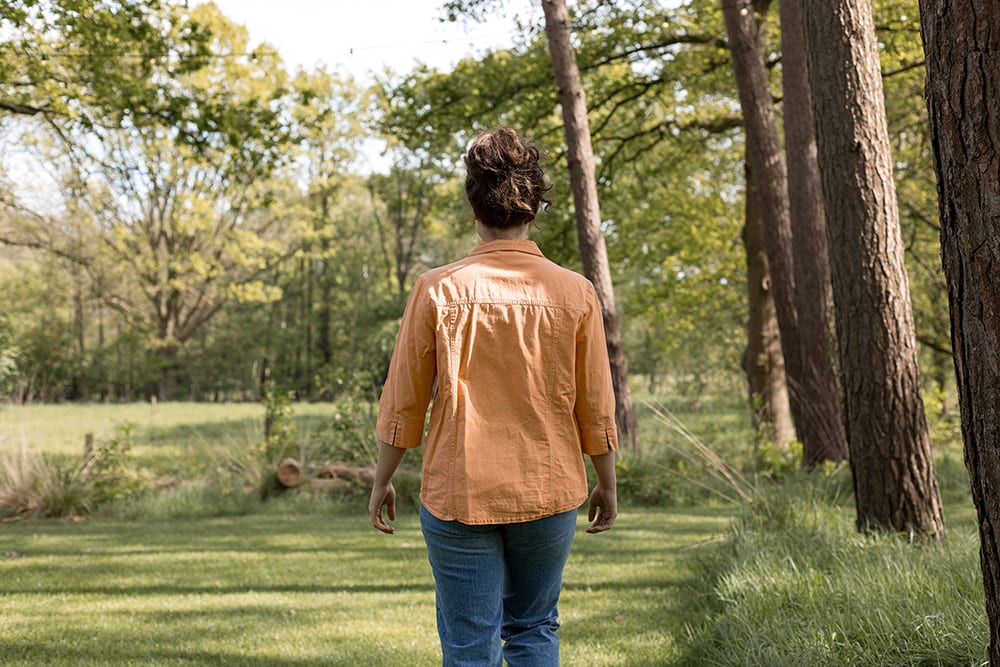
left=376, top=275, right=437, bottom=449
left=574, top=285, right=620, bottom=455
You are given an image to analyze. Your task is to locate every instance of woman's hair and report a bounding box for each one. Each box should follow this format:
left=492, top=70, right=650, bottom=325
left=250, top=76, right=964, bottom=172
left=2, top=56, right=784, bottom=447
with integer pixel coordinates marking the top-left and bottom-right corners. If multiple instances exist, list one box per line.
left=464, top=127, right=552, bottom=228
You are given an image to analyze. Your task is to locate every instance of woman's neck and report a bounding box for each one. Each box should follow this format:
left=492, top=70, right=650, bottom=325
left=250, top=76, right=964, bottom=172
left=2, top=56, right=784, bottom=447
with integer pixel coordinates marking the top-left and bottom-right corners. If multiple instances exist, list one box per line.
left=476, top=221, right=530, bottom=242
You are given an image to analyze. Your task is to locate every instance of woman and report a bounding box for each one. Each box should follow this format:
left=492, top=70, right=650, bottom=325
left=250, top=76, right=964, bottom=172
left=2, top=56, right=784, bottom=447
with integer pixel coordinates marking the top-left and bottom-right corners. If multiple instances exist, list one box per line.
left=368, top=127, right=618, bottom=667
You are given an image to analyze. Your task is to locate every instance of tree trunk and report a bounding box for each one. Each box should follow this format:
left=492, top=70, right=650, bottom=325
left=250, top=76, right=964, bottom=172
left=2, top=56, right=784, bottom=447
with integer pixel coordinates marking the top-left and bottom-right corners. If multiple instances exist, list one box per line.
left=542, top=0, right=638, bottom=448
left=920, top=0, right=1000, bottom=652
left=778, top=0, right=847, bottom=466
left=802, top=0, right=944, bottom=539
left=73, top=277, right=90, bottom=401
left=723, top=1, right=803, bottom=450
left=741, top=162, right=795, bottom=447
left=158, top=344, right=179, bottom=402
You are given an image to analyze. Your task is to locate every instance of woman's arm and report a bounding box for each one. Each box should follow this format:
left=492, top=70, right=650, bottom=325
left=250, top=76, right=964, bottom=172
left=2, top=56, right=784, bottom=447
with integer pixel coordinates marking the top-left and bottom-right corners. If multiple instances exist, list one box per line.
left=368, top=441, right=407, bottom=534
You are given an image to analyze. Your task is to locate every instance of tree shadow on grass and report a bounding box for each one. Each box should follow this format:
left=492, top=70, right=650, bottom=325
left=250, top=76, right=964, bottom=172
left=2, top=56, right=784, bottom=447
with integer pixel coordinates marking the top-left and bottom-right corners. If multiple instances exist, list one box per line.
left=3, top=582, right=434, bottom=596
left=0, top=641, right=433, bottom=667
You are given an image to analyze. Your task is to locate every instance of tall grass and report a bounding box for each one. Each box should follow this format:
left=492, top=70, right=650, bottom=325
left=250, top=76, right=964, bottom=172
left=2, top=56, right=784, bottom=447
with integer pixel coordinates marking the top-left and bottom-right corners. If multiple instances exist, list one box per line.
left=0, top=446, right=96, bottom=518
left=625, top=399, right=987, bottom=665
left=674, top=463, right=985, bottom=665
left=0, top=423, right=144, bottom=519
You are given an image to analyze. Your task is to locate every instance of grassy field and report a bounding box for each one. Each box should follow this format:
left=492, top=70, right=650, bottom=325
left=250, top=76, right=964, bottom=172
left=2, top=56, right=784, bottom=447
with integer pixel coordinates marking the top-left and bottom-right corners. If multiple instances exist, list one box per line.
left=0, top=505, right=730, bottom=666
left=0, top=400, right=989, bottom=665
left=0, top=402, right=337, bottom=476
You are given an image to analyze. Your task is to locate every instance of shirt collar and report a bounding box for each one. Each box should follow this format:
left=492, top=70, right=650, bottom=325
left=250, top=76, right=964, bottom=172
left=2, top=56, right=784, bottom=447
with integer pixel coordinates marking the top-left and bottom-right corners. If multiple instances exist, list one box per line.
left=469, top=239, right=544, bottom=258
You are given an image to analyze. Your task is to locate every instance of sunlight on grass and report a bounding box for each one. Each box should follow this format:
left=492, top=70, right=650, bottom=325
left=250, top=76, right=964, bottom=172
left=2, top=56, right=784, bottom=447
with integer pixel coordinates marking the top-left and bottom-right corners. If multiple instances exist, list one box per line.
left=0, top=402, right=336, bottom=475
left=0, top=506, right=730, bottom=666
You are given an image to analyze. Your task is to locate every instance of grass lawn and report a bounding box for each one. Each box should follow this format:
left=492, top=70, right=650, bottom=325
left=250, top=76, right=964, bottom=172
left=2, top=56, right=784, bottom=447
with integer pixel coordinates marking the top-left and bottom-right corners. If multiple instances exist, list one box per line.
left=0, top=402, right=336, bottom=476
left=0, top=505, right=731, bottom=666
left=2, top=400, right=987, bottom=665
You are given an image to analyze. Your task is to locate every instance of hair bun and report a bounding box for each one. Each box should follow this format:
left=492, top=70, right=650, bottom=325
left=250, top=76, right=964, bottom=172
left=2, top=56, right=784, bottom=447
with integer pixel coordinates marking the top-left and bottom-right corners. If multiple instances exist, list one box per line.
left=464, top=128, right=551, bottom=228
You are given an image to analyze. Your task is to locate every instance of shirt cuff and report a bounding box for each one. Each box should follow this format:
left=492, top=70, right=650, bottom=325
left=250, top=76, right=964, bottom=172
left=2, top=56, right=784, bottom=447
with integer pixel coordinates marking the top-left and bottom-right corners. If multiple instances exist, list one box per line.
left=580, top=424, right=619, bottom=455
left=375, top=414, right=425, bottom=449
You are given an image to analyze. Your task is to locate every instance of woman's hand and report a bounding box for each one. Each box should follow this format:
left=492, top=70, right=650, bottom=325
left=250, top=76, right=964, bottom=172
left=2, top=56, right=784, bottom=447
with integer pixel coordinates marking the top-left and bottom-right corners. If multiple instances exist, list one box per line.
left=368, top=441, right=407, bottom=533
left=369, top=482, right=397, bottom=534
left=586, top=483, right=618, bottom=533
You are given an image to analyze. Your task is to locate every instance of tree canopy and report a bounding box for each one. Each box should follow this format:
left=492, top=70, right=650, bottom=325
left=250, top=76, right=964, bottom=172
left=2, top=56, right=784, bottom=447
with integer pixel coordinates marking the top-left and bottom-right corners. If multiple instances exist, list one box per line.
left=0, top=0, right=947, bottom=414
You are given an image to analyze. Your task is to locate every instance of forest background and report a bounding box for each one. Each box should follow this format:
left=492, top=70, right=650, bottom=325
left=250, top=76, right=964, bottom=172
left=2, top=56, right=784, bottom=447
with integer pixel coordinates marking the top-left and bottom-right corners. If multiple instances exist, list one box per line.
left=0, top=0, right=949, bottom=417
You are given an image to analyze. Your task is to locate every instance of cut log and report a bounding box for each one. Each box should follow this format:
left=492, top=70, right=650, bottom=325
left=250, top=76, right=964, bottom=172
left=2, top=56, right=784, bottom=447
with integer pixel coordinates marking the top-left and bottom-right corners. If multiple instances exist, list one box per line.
left=276, top=458, right=302, bottom=487
left=316, top=465, right=375, bottom=485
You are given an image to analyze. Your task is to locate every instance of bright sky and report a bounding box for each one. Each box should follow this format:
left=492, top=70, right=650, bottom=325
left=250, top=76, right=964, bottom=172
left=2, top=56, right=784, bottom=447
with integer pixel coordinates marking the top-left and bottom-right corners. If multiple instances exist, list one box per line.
left=206, top=0, right=532, bottom=80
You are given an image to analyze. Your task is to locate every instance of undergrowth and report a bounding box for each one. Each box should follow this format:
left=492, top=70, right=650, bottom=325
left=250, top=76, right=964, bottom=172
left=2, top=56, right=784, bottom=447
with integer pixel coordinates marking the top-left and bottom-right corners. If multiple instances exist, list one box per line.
left=679, top=470, right=986, bottom=666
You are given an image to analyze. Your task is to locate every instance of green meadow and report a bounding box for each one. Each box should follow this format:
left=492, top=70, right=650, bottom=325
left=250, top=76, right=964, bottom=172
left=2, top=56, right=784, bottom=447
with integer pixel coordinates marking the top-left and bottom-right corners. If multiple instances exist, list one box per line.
left=0, top=401, right=989, bottom=665
left=1, top=505, right=731, bottom=666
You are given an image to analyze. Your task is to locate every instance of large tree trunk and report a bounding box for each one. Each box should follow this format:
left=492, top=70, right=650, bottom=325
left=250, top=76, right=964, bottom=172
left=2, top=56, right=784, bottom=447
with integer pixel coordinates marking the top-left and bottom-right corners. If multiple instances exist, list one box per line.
left=802, top=0, right=944, bottom=539
left=722, top=1, right=802, bottom=450
left=919, top=0, right=1000, bottom=653
left=542, top=0, right=638, bottom=448
left=742, top=162, right=795, bottom=447
left=778, top=0, right=847, bottom=466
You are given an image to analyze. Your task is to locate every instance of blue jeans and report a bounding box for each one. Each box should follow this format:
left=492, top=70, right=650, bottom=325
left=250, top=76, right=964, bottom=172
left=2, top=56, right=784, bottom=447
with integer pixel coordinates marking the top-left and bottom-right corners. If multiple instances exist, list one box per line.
left=419, top=505, right=578, bottom=667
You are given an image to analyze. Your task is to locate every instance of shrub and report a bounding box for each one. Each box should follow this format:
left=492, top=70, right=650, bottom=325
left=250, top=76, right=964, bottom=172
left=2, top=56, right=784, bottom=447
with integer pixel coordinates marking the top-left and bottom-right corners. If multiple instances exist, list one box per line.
left=1, top=424, right=142, bottom=519
left=0, top=447, right=94, bottom=518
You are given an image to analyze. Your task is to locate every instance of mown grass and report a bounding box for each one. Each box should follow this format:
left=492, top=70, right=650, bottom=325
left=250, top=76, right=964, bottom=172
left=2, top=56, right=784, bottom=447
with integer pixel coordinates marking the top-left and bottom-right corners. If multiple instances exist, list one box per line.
left=0, top=504, right=730, bottom=666
left=0, top=402, right=334, bottom=476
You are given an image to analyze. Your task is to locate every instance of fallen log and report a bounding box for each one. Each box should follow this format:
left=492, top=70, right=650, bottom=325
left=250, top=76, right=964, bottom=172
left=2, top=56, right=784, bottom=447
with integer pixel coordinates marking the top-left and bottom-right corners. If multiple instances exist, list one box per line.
left=276, top=458, right=302, bottom=487
left=316, top=465, right=375, bottom=485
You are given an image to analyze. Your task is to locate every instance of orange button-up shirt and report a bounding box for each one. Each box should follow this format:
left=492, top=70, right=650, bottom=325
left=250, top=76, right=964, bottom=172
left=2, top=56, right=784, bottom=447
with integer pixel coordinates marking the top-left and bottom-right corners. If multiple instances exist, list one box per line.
left=376, top=239, right=619, bottom=525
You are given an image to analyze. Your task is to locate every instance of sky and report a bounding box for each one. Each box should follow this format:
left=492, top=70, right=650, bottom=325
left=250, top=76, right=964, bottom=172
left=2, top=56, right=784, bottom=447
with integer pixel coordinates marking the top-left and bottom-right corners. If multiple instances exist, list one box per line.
left=205, top=0, right=531, bottom=81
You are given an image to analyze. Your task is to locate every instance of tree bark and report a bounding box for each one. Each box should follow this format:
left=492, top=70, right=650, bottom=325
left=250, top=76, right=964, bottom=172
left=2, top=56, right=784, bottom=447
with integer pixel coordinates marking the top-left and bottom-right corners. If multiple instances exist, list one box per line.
left=802, top=0, right=944, bottom=539
left=723, top=1, right=803, bottom=451
left=778, top=0, right=848, bottom=466
left=741, top=162, right=795, bottom=447
left=542, top=0, right=638, bottom=448
left=920, top=0, right=1000, bottom=652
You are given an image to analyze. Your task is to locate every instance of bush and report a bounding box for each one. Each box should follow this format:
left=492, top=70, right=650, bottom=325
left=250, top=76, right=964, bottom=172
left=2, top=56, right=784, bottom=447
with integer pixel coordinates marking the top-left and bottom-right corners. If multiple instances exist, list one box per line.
left=1, top=447, right=98, bottom=518
left=0, top=424, right=142, bottom=519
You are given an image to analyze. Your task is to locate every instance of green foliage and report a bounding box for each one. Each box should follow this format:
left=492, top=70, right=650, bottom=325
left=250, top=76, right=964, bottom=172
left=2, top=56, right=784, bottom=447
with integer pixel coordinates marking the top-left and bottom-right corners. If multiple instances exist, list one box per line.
left=0, top=258, right=76, bottom=401
left=0, top=313, right=19, bottom=397
left=752, top=439, right=803, bottom=482
left=0, top=0, right=212, bottom=123
left=0, top=0, right=949, bottom=407
left=260, top=382, right=297, bottom=463
left=316, top=397, right=379, bottom=467
left=84, top=422, right=144, bottom=503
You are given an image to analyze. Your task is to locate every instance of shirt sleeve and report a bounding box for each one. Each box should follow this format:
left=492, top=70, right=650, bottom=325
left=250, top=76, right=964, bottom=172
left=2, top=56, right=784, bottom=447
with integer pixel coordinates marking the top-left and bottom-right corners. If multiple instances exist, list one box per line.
left=375, top=274, right=437, bottom=449
left=574, top=284, right=620, bottom=455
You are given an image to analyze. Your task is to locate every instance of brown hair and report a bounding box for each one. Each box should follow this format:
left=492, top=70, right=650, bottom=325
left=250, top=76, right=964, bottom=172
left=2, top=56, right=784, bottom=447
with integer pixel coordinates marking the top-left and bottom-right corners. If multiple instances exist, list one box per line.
left=464, top=127, right=552, bottom=228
